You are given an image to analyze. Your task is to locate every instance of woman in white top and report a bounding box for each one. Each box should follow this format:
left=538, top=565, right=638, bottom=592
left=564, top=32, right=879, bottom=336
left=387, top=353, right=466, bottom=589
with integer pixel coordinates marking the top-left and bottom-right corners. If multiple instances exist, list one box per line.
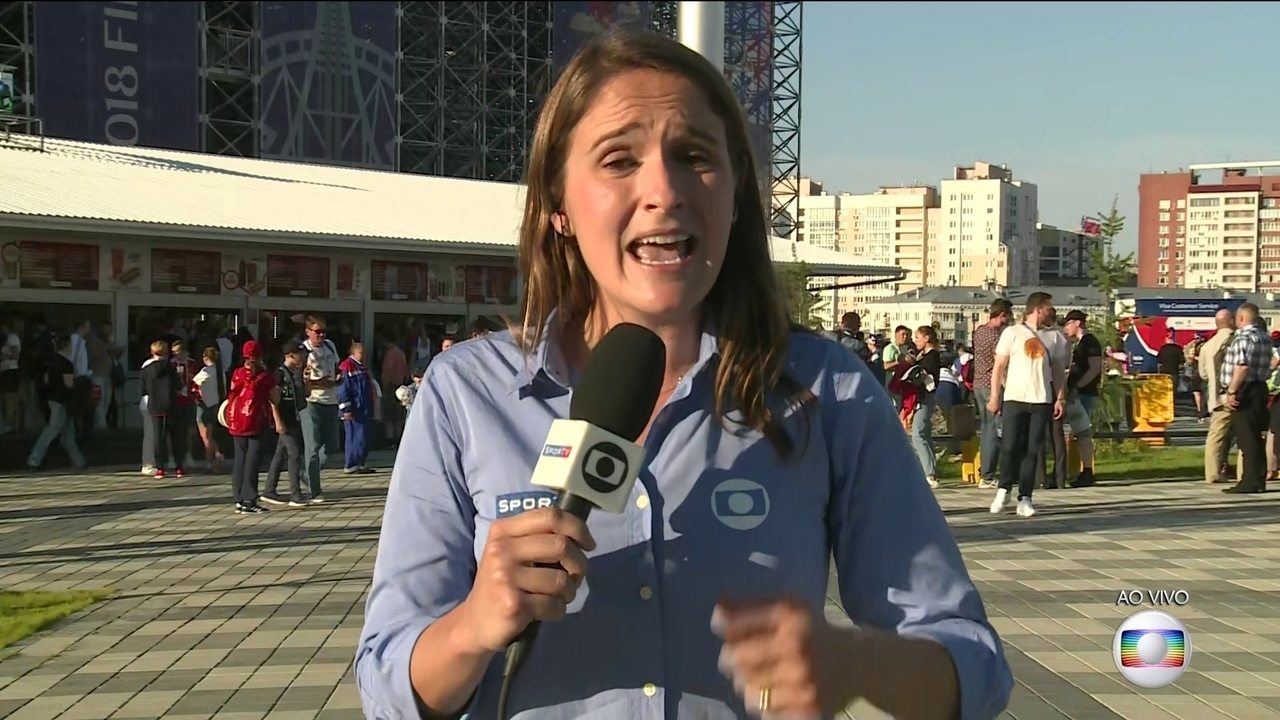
left=192, top=346, right=227, bottom=472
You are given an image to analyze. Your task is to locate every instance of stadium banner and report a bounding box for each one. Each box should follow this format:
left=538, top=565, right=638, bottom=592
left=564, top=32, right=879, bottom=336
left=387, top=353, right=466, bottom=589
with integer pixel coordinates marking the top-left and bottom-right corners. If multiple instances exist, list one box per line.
left=552, top=2, right=653, bottom=74
left=34, top=1, right=200, bottom=150
left=260, top=1, right=398, bottom=169
left=723, top=1, right=773, bottom=193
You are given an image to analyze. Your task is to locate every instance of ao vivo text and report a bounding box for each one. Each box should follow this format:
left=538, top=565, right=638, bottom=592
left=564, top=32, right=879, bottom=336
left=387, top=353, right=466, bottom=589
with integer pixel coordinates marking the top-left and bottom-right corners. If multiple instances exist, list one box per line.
left=1115, top=589, right=1191, bottom=607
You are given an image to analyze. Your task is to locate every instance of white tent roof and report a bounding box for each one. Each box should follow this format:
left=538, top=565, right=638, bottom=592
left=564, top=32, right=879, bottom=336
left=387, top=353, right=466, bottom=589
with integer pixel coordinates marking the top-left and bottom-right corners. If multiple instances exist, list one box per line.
left=0, top=135, right=902, bottom=278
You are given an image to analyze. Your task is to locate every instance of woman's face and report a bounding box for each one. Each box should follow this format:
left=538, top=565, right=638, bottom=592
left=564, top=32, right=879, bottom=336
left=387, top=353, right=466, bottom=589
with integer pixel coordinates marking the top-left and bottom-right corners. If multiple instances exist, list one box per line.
left=558, top=69, right=736, bottom=328
left=914, top=331, right=927, bottom=350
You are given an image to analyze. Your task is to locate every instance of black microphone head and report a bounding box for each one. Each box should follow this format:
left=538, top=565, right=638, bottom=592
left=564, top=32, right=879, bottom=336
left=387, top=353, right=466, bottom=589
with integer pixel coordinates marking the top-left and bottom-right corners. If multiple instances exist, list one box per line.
left=570, top=323, right=667, bottom=441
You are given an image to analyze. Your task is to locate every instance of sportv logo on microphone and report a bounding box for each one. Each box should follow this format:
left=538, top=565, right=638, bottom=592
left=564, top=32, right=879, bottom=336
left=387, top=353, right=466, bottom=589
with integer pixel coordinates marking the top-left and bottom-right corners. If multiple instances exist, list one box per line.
left=581, top=442, right=629, bottom=494
left=541, top=444, right=572, bottom=458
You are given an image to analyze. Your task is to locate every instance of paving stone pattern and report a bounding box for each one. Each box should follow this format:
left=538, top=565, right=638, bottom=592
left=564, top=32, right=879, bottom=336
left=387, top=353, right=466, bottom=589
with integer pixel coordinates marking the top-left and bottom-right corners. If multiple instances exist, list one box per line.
left=0, top=461, right=1277, bottom=719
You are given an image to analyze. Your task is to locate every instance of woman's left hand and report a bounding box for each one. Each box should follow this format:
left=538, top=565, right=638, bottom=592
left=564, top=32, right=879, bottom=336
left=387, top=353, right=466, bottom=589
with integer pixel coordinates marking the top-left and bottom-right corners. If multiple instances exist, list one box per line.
left=712, top=597, right=854, bottom=718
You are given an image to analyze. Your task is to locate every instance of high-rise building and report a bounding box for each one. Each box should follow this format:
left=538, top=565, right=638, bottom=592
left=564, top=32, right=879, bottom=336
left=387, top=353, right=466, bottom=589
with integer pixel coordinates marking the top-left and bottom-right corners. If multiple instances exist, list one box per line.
left=790, top=178, right=839, bottom=249
left=1138, top=162, right=1280, bottom=290
left=838, top=185, right=936, bottom=305
left=933, top=162, right=1039, bottom=287
left=1037, top=222, right=1099, bottom=285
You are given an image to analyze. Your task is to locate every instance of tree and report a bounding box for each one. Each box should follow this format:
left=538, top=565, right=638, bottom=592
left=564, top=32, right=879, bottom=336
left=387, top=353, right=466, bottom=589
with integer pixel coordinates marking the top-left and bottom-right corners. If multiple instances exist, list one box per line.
left=774, top=243, right=828, bottom=329
left=1086, top=196, right=1134, bottom=345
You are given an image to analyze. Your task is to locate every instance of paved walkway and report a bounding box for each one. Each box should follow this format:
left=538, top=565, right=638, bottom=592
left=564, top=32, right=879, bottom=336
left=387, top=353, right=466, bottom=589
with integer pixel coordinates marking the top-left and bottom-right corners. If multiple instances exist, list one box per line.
left=0, top=463, right=1277, bottom=719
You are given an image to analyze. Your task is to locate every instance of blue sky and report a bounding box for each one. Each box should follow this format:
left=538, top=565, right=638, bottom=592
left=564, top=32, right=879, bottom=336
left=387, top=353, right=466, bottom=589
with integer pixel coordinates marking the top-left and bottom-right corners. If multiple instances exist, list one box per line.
left=800, top=2, right=1280, bottom=254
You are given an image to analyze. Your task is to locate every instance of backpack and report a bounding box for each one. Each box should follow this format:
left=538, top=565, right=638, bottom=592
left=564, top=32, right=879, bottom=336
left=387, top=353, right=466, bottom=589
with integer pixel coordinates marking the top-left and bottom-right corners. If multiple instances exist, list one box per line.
left=835, top=330, right=872, bottom=366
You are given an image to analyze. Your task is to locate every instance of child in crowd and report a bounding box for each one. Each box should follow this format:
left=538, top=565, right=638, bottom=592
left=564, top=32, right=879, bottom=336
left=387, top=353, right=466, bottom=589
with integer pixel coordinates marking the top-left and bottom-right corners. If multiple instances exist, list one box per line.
left=395, top=367, right=424, bottom=411
left=262, top=344, right=308, bottom=506
left=139, top=340, right=185, bottom=479
left=192, top=346, right=227, bottom=472
left=171, top=339, right=200, bottom=471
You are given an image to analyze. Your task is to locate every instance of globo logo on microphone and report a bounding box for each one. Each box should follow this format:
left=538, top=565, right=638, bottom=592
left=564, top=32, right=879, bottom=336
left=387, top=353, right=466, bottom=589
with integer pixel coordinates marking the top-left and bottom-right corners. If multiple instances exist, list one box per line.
left=581, top=442, right=629, bottom=493
left=531, top=419, right=645, bottom=515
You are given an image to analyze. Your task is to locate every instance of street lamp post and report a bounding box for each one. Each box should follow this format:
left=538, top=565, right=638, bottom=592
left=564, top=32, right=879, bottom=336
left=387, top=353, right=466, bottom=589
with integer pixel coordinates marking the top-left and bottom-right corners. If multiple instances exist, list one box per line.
left=677, top=1, right=725, bottom=72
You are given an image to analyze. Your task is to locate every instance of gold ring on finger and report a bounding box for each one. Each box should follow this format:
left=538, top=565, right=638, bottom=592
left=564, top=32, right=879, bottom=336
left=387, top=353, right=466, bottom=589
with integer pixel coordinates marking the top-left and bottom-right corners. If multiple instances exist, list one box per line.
left=757, top=685, right=771, bottom=713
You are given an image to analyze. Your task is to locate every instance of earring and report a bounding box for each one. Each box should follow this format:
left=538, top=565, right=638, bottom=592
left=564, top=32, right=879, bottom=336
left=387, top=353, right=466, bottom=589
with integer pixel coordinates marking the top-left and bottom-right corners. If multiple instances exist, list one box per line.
left=732, top=206, right=739, bottom=224
left=552, top=212, right=572, bottom=238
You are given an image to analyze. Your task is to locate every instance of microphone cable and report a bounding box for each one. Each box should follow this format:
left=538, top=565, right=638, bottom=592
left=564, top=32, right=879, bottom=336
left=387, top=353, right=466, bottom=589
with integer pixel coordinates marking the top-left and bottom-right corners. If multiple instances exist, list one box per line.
left=496, top=623, right=535, bottom=720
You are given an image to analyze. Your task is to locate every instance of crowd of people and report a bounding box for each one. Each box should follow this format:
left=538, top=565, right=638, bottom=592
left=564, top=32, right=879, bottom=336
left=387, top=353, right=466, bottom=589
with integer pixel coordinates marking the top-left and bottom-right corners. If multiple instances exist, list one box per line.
left=0, top=311, right=497, bottom=514
left=826, top=296, right=1099, bottom=518
left=826, top=292, right=1273, bottom=516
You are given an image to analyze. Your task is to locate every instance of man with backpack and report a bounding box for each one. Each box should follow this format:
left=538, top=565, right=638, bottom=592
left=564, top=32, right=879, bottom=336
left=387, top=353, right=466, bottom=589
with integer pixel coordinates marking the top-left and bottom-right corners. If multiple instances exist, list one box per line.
left=831, top=311, right=872, bottom=368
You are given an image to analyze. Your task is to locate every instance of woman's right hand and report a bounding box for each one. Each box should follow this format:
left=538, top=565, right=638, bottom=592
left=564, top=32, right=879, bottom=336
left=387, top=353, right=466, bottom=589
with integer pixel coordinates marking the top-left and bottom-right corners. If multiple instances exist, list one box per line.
left=458, top=507, right=595, bottom=653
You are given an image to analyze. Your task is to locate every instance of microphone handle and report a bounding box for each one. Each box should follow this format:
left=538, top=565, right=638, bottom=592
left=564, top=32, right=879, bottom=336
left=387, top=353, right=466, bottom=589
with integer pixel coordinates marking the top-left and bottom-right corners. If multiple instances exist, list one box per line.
left=503, top=492, right=597, bottom=678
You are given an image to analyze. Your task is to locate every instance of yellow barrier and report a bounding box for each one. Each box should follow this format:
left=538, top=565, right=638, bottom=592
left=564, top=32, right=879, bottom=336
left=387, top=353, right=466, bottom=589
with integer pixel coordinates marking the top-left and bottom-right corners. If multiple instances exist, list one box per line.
left=1130, top=373, right=1175, bottom=446
left=960, top=437, right=981, bottom=485
left=1066, top=435, right=1082, bottom=479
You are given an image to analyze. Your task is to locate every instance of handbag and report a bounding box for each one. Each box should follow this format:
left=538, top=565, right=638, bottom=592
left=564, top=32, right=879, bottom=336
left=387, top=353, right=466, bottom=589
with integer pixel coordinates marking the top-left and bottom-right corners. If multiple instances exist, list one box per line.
left=217, top=399, right=229, bottom=428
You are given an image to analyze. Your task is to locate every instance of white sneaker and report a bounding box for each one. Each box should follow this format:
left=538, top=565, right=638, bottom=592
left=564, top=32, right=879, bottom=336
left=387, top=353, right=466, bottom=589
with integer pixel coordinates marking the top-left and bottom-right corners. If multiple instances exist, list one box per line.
left=927, top=476, right=939, bottom=489
left=141, top=465, right=156, bottom=476
left=1017, top=497, right=1037, bottom=517
left=989, top=488, right=1010, bottom=514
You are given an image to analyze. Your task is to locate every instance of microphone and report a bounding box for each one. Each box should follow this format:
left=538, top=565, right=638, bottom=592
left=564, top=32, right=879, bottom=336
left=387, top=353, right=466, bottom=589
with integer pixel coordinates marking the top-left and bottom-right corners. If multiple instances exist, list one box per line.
left=496, top=322, right=666, bottom=719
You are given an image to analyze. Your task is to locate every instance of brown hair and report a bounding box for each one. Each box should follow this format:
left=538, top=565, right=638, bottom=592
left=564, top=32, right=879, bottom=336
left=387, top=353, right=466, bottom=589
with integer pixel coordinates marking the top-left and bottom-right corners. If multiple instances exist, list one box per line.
left=515, top=31, right=807, bottom=458
left=988, top=298, right=1012, bottom=318
left=916, top=326, right=938, bottom=347
left=202, top=346, right=226, bottom=401
left=1026, top=292, right=1053, bottom=314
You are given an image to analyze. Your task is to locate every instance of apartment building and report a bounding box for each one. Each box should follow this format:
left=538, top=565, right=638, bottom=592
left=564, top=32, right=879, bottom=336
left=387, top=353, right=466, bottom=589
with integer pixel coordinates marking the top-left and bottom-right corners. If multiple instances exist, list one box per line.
left=838, top=185, right=936, bottom=308
left=1037, top=222, right=1099, bottom=285
left=931, top=162, right=1039, bottom=287
left=776, top=177, right=932, bottom=317
left=1139, top=162, right=1280, bottom=291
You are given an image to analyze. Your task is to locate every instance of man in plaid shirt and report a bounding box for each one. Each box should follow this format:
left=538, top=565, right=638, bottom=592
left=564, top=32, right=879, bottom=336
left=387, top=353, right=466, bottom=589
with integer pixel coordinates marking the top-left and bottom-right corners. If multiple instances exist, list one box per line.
left=1220, top=302, right=1273, bottom=494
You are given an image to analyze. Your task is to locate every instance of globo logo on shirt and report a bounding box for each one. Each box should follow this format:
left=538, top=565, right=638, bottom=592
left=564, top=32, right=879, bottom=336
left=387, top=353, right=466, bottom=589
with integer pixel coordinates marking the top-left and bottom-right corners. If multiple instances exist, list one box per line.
left=710, top=478, right=771, bottom=531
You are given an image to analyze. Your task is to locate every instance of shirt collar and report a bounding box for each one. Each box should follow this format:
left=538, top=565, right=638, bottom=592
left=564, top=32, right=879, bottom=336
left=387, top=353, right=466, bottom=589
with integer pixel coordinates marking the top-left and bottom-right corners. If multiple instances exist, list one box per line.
left=509, top=309, right=723, bottom=399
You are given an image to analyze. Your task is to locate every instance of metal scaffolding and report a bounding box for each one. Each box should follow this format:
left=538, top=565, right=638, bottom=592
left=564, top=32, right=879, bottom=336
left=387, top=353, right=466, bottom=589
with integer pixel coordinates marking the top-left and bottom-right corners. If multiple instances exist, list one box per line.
left=769, top=0, right=801, bottom=239
left=398, top=1, right=552, bottom=182
left=201, top=1, right=260, bottom=157
left=0, top=1, right=34, bottom=120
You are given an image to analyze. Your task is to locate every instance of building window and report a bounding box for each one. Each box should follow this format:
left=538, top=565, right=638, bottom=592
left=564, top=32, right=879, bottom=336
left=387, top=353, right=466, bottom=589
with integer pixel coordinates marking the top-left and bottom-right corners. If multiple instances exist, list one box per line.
left=1159, top=225, right=1169, bottom=234
left=1159, top=200, right=1172, bottom=209
left=1158, top=276, right=1168, bottom=286
left=1190, top=197, right=1220, bottom=207
left=1160, top=212, right=1171, bottom=221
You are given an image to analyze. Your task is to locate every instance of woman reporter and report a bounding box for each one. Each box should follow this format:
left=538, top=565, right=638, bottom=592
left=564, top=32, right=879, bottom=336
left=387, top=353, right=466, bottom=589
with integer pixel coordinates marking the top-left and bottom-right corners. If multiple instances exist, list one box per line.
left=356, top=30, right=1012, bottom=720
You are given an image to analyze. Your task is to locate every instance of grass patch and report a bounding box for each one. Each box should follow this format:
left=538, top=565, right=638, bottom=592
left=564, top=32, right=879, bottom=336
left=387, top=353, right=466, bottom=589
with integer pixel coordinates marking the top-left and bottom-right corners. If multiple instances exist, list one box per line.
left=937, top=441, right=1204, bottom=481
left=0, top=589, right=113, bottom=651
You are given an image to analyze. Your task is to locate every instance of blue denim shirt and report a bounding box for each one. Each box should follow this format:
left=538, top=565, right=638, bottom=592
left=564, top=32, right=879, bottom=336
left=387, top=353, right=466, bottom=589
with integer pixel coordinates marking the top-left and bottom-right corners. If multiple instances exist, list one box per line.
left=355, top=317, right=1013, bottom=719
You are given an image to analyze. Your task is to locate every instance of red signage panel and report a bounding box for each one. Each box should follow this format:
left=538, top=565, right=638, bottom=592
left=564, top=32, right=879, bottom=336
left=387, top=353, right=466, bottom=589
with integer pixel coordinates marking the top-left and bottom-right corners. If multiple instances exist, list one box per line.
left=464, top=265, right=519, bottom=305
left=267, top=255, right=330, bottom=298
left=151, top=248, right=221, bottom=294
left=371, top=260, right=431, bottom=301
left=19, top=241, right=99, bottom=290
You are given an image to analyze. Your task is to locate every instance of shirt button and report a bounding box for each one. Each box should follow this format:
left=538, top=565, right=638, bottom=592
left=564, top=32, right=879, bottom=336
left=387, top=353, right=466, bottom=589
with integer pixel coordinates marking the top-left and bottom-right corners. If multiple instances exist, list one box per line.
left=643, top=682, right=657, bottom=697
left=639, top=586, right=653, bottom=600
left=635, top=494, right=650, bottom=509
